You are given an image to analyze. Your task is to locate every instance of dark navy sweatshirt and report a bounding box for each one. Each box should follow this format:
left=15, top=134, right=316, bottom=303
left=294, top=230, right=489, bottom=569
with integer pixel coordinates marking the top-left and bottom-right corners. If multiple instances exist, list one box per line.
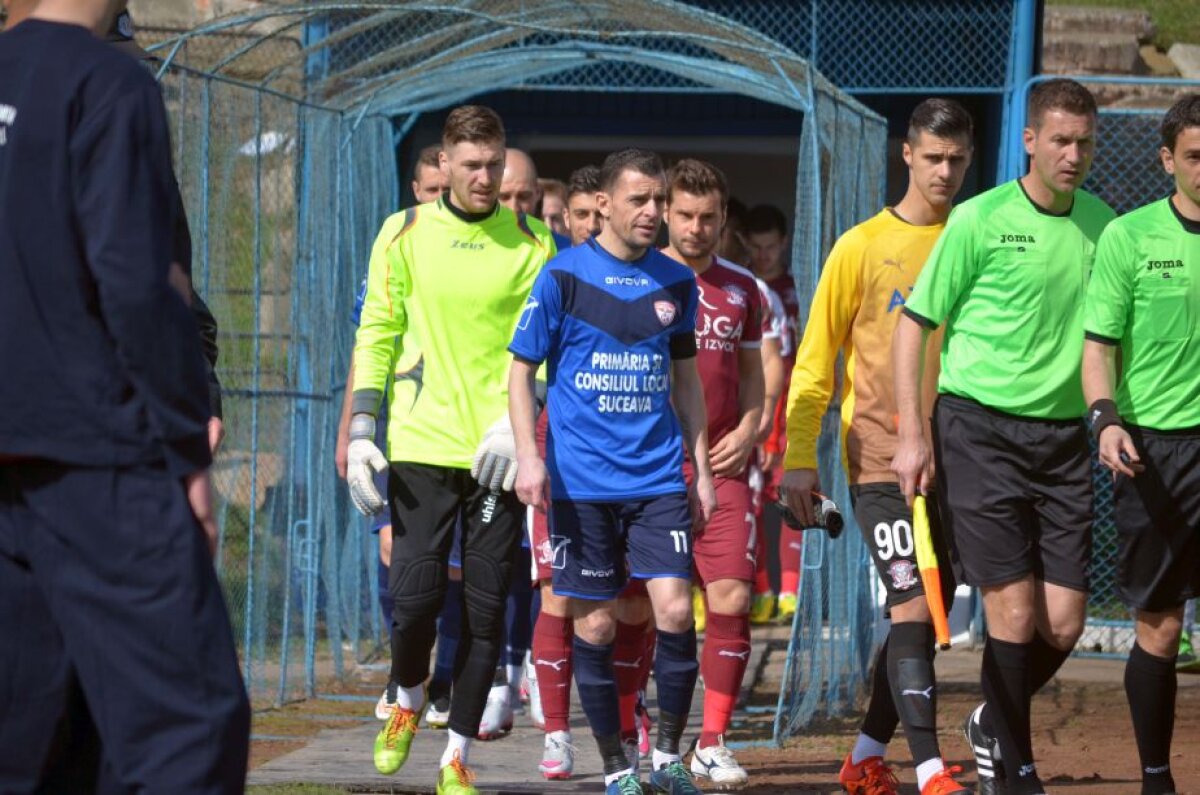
left=0, top=19, right=210, bottom=475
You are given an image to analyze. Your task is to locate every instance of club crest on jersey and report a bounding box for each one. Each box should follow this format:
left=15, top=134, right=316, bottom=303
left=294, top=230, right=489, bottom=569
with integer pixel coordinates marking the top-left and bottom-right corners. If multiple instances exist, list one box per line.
left=724, top=284, right=747, bottom=306
left=654, top=300, right=677, bottom=326
left=888, top=559, right=918, bottom=591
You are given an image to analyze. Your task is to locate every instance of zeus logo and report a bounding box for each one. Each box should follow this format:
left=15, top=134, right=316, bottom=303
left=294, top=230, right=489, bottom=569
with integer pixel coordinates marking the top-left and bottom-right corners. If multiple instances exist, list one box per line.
left=451, top=239, right=485, bottom=251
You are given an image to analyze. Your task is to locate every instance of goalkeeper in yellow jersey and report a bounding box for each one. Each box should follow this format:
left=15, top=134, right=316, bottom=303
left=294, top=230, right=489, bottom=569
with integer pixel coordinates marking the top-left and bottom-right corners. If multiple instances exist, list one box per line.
left=781, top=99, right=973, bottom=795
left=347, top=105, right=555, bottom=793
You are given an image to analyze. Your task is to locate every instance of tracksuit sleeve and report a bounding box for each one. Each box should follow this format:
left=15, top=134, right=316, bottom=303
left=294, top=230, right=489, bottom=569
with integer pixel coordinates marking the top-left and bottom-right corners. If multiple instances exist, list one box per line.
left=70, top=82, right=211, bottom=476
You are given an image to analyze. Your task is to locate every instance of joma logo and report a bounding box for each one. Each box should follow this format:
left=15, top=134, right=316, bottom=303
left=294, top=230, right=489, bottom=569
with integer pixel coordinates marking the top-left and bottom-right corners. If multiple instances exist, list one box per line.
left=1145, top=259, right=1183, bottom=271
left=999, top=233, right=1036, bottom=244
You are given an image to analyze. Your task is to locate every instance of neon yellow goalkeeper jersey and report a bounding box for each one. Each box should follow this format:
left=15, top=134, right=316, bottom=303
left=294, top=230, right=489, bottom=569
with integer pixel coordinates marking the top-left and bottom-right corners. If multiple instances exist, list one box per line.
left=352, top=196, right=555, bottom=468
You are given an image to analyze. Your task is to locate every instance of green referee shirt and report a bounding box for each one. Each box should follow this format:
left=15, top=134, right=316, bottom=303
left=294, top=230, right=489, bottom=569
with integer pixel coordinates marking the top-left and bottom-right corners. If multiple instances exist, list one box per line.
left=352, top=196, right=555, bottom=468
left=1084, top=197, right=1200, bottom=430
left=905, top=180, right=1116, bottom=419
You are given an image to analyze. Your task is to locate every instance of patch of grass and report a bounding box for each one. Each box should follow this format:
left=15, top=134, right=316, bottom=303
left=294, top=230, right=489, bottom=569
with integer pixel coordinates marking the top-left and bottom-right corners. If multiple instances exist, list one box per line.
left=1047, top=0, right=1200, bottom=51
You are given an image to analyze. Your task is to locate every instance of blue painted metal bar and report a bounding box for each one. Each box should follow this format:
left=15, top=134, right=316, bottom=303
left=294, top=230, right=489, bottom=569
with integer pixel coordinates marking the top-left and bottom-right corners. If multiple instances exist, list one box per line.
left=243, top=88, right=265, bottom=696
left=199, top=80, right=212, bottom=298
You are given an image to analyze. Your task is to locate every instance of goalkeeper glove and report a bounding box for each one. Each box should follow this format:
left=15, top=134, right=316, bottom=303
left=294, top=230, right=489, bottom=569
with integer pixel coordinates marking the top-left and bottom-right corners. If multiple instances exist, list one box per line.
left=347, top=413, right=387, bottom=516
left=471, top=414, right=518, bottom=492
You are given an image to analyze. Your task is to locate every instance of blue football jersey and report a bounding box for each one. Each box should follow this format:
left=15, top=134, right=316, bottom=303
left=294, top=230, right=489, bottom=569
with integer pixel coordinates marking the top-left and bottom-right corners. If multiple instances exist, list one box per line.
left=509, top=239, right=699, bottom=501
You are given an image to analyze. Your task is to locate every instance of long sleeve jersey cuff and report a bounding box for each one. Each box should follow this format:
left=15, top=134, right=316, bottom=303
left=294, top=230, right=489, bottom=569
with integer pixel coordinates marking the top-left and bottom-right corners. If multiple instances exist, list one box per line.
left=351, top=388, right=383, bottom=417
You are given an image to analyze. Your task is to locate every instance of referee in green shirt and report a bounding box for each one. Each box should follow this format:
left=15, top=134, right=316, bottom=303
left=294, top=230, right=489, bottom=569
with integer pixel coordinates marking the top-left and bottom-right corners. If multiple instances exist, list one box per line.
left=1082, top=94, right=1200, bottom=795
left=893, top=79, right=1116, bottom=795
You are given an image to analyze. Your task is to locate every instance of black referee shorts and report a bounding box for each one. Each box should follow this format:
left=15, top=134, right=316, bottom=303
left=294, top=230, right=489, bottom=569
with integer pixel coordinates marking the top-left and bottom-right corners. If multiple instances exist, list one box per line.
left=1115, top=425, right=1200, bottom=612
left=932, top=394, right=1093, bottom=592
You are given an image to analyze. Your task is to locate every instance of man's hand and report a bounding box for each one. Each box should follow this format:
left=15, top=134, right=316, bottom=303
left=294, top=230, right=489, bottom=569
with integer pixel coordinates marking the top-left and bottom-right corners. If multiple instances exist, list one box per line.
left=207, top=417, right=225, bottom=454
left=515, top=453, right=548, bottom=509
left=347, top=414, right=387, bottom=515
left=185, top=469, right=219, bottom=558
left=709, top=429, right=755, bottom=478
left=780, top=468, right=819, bottom=527
left=690, top=472, right=718, bottom=529
left=891, top=432, right=931, bottom=505
left=1098, top=425, right=1143, bottom=477
left=472, top=415, right=518, bottom=491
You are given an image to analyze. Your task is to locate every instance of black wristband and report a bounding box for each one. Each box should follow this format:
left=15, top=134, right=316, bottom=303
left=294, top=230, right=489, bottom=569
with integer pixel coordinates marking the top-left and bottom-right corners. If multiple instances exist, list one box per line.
left=1087, top=399, right=1122, bottom=440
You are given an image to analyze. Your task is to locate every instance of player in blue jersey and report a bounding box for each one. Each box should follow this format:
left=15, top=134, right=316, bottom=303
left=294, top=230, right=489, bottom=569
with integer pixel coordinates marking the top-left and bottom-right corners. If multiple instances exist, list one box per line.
left=509, top=149, right=717, bottom=795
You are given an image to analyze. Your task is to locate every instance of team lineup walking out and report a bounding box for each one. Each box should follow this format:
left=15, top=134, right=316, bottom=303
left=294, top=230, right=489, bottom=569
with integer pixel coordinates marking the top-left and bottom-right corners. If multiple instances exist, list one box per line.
left=4, top=4, right=1194, bottom=785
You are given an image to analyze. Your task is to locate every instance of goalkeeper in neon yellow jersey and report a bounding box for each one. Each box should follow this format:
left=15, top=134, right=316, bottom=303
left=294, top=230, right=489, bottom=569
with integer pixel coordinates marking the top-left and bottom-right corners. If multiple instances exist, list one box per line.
left=347, top=105, right=555, bottom=792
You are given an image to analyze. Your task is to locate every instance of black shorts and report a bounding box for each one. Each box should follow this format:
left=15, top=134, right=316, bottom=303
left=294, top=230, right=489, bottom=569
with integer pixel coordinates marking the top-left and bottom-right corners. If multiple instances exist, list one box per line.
left=932, top=394, right=1093, bottom=591
left=386, top=462, right=523, bottom=591
left=1115, top=425, right=1200, bottom=612
left=850, top=482, right=955, bottom=608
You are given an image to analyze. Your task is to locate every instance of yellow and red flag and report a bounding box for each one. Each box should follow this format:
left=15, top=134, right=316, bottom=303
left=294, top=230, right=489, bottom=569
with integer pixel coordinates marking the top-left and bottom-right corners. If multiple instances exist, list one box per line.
left=912, top=495, right=950, bottom=649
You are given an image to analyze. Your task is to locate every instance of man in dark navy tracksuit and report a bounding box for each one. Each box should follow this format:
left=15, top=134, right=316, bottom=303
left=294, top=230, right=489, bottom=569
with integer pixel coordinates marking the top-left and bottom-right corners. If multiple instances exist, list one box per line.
left=0, top=3, right=250, bottom=792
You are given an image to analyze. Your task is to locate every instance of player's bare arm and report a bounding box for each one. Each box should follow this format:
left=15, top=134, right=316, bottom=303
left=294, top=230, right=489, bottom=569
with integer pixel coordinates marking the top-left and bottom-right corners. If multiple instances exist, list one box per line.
left=710, top=347, right=763, bottom=477
left=891, top=313, right=932, bottom=503
left=1082, top=340, right=1142, bottom=477
left=671, top=357, right=717, bottom=524
left=509, top=356, right=546, bottom=508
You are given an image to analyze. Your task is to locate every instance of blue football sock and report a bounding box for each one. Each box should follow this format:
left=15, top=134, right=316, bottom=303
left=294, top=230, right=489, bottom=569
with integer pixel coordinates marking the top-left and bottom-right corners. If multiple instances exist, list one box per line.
left=573, top=636, right=621, bottom=738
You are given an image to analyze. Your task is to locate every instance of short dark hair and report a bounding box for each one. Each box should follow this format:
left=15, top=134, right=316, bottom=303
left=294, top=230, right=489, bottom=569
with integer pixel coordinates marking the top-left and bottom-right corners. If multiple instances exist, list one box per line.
left=566, top=165, right=601, bottom=200
left=907, top=98, right=974, bottom=144
left=411, top=145, right=440, bottom=181
left=667, top=158, right=729, bottom=207
left=539, top=178, right=566, bottom=202
left=599, top=148, right=664, bottom=193
left=745, top=204, right=788, bottom=237
left=1027, top=79, right=1097, bottom=128
left=1162, top=93, right=1200, bottom=152
left=442, top=105, right=505, bottom=148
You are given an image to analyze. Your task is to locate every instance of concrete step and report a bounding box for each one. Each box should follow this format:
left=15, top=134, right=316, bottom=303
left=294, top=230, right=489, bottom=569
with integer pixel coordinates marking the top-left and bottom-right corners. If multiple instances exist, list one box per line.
left=1044, top=5, right=1155, bottom=41
left=1043, top=31, right=1143, bottom=75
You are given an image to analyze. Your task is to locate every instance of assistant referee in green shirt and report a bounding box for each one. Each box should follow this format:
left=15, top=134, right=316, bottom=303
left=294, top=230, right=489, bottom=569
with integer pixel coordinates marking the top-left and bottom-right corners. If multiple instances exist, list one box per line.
left=892, top=79, right=1116, bottom=795
left=1082, top=94, right=1200, bottom=795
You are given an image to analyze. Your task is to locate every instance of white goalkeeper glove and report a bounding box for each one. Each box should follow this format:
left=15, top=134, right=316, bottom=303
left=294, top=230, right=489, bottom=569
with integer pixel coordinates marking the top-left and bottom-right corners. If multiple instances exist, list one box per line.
left=347, top=414, right=388, bottom=516
left=471, top=414, right=518, bottom=492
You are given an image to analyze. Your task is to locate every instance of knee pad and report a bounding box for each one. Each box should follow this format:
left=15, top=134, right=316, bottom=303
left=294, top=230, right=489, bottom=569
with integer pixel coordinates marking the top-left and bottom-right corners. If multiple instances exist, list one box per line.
left=462, top=551, right=511, bottom=639
left=389, top=553, right=447, bottom=627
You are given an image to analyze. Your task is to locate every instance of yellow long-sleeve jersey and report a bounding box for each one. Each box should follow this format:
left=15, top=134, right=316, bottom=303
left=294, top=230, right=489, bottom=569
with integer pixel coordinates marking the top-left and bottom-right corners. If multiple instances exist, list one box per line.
left=784, top=209, right=944, bottom=485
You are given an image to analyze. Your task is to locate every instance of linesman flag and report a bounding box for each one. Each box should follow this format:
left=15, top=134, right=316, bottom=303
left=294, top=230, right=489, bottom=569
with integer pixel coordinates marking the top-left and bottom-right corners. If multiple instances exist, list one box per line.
left=912, top=495, right=950, bottom=649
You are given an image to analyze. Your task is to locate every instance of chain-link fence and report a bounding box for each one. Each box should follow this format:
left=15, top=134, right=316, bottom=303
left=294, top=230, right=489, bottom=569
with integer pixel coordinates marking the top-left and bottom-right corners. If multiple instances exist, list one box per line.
left=161, top=57, right=398, bottom=704
left=153, top=3, right=892, bottom=734
left=1007, top=76, right=1200, bottom=656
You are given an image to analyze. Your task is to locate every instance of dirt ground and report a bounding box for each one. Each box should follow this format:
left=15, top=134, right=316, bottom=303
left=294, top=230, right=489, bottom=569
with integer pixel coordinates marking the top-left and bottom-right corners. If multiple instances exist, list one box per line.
left=734, top=677, right=1200, bottom=794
